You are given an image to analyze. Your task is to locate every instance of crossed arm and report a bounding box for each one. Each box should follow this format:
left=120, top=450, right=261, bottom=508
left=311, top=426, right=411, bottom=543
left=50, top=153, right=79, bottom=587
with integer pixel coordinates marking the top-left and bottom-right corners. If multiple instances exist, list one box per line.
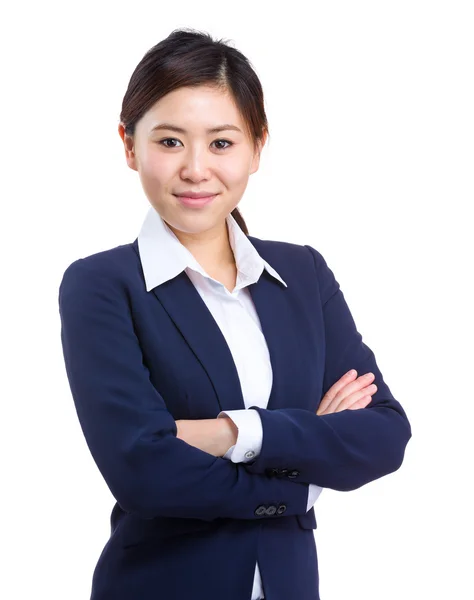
left=174, top=368, right=376, bottom=513
left=175, top=367, right=378, bottom=458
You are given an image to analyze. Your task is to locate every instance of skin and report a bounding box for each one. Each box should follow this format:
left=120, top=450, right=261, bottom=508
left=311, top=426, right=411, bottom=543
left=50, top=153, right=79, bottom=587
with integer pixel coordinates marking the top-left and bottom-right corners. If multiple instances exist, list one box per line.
left=117, top=85, right=376, bottom=457
left=317, top=370, right=376, bottom=415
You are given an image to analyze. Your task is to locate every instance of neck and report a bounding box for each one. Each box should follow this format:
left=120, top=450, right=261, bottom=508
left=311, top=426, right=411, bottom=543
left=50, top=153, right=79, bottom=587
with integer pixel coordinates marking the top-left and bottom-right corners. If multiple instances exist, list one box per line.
left=168, top=218, right=235, bottom=270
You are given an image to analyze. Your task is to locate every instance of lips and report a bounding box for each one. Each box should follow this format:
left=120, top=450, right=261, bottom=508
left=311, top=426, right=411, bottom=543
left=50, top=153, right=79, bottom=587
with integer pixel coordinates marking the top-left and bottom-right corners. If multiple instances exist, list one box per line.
left=175, top=194, right=217, bottom=208
left=175, top=192, right=217, bottom=198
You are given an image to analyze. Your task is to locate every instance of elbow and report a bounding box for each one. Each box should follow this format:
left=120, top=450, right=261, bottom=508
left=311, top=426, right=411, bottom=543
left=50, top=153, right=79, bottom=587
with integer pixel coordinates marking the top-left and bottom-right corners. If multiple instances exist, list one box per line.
left=370, top=423, right=412, bottom=485
left=115, top=485, right=161, bottom=520
left=384, top=441, right=410, bottom=478
left=100, top=427, right=181, bottom=519
left=106, top=471, right=163, bottom=519
left=336, top=433, right=412, bottom=492
left=326, top=410, right=412, bottom=493
left=100, top=441, right=214, bottom=521
left=96, top=447, right=170, bottom=520
left=375, top=404, right=412, bottom=476
left=392, top=409, right=412, bottom=470
left=373, top=414, right=412, bottom=482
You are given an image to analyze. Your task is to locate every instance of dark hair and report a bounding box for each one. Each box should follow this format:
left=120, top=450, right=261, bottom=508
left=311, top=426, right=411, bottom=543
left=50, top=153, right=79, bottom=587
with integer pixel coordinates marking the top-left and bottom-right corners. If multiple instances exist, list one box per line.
left=119, top=28, right=271, bottom=235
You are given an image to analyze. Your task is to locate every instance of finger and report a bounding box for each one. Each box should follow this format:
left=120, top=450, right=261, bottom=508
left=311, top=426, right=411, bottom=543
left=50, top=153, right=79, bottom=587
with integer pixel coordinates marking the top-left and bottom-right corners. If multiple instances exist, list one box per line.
left=329, top=373, right=375, bottom=413
left=317, top=370, right=358, bottom=414
left=346, top=395, right=373, bottom=411
left=318, top=388, right=370, bottom=416
left=318, top=372, right=375, bottom=415
left=335, top=384, right=377, bottom=412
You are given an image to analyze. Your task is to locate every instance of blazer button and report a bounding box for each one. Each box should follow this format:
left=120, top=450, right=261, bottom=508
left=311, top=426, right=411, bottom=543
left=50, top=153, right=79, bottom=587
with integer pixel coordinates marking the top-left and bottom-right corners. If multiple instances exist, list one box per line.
left=255, top=505, right=267, bottom=516
left=265, top=468, right=279, bottom=477
left=276, top=504, right=287, bottom=515
left=265, top=505, right=277, bottom=516
left=245, top=451, right=256, bottom=459
left=288, top=470, right=300, bottom=479
left=279, top=469, right=289, bottom=477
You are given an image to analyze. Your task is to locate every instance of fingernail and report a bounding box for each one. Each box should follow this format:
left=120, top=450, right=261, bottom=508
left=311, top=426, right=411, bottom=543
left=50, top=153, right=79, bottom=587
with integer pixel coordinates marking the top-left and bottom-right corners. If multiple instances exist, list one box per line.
left=348, top=370, right=356, bottom=376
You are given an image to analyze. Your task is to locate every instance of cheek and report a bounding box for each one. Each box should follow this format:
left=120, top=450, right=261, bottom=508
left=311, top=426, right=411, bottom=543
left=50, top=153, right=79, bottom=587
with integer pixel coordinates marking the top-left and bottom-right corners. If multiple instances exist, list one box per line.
left=218, top=158, right=251, bottom=186
left=141, top=152, right=173, bottom=183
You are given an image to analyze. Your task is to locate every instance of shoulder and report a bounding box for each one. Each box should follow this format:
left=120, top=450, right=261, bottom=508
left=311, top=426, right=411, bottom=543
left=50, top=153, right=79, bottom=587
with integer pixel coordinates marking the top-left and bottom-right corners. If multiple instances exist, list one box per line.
left=247, top=234, right=339, bottom=303
left=247, top=234, right=330, bottom=273
left=59, top=241, right=140, bottom=295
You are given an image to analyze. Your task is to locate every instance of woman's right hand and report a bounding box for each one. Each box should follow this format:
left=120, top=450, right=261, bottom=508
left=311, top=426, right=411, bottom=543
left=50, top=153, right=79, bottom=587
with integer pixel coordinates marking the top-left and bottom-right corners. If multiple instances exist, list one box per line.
left=316, top=370, right=377, bottom=416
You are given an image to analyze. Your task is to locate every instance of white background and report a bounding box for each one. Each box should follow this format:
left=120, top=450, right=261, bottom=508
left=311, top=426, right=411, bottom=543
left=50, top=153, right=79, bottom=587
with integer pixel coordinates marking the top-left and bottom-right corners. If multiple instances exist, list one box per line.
left=1, top=1, right=473, bottom=598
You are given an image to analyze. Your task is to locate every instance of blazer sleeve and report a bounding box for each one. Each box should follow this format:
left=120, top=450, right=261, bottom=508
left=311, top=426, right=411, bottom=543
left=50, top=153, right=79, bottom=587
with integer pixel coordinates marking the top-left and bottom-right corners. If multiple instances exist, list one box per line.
left=217, top=410, right=323, bottom=511
left=244, top=245, right=412, bottom=491
left=58, top=258, right=310, bottom=521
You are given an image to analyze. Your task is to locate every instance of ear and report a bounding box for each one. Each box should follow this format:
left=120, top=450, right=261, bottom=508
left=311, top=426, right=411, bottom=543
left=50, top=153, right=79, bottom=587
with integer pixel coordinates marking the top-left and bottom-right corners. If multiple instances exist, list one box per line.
left=118, top=123, right=138, bottom=171
left=249, top=131, right=268, bottom=175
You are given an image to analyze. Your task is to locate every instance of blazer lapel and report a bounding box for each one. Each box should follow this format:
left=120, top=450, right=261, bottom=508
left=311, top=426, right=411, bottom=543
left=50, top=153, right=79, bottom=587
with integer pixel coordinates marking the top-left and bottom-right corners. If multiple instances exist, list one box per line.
left=247, top=269, right=288, bottom=412
left=151, top=269, right=247, bottom=414
left=131, top=237, right=292, bottom=415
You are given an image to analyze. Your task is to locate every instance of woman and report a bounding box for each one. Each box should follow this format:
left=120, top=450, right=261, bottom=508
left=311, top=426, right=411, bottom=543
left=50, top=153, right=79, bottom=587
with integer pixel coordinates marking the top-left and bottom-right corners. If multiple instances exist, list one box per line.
left=58, top=28, right=411, bottom=600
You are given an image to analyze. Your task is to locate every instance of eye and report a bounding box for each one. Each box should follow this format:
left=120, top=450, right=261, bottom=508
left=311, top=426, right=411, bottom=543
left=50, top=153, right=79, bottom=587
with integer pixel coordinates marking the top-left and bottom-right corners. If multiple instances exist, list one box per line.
left=159, top=138, right=182, bottom=148
left=158, top=138, right=233, bottom=150
left=213, top=139, right=233, bottom=150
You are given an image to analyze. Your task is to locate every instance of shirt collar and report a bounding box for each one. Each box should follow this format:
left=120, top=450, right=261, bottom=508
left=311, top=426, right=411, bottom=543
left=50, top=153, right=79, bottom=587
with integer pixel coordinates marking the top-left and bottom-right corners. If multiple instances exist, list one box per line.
left=137, top=205, right=287, bottom=292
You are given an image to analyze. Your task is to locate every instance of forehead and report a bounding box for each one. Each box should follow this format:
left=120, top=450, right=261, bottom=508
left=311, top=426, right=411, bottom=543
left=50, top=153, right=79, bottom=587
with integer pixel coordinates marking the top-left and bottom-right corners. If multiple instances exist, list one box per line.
left=141, top=86, right=245, bottom=132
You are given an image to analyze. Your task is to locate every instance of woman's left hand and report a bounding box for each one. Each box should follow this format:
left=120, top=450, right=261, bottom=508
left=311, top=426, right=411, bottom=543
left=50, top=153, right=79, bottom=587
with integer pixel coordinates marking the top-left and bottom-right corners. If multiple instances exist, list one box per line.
left=175, top=418, right=238, bottom=457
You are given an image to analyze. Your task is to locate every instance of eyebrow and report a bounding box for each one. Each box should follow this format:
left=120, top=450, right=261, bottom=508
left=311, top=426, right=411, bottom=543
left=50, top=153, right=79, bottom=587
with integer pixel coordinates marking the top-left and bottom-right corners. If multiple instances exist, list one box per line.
left=150, top=123, right=243, bottom=135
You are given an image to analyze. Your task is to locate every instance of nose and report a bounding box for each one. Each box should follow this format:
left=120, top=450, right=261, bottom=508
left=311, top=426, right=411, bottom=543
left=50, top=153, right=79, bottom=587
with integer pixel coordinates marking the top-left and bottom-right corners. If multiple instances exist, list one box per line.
left=179, top=146, right=213, bottom=181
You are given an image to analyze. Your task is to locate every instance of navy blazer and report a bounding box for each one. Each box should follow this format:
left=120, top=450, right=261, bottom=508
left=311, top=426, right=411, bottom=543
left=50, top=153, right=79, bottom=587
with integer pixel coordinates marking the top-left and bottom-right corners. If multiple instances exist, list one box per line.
left=58, top=234, right=411, bottom=600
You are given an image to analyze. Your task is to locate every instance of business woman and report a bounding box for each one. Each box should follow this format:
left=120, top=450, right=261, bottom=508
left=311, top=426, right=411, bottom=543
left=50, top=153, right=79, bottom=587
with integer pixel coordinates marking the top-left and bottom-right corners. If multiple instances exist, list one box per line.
left=58, top=28, right=412, bottom=600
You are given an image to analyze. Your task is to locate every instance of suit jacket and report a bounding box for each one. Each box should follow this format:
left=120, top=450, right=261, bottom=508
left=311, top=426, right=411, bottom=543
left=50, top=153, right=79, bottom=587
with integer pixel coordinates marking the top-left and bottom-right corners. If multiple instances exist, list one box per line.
left=58, top=233, right=412, bottom=600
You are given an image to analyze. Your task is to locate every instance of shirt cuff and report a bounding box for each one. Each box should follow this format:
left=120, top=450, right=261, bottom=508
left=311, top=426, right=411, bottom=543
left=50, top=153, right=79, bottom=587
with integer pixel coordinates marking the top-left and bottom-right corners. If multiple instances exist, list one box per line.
left=306, top=484, right=323, bottom=512
left=217, top=409, right=263, bottom=463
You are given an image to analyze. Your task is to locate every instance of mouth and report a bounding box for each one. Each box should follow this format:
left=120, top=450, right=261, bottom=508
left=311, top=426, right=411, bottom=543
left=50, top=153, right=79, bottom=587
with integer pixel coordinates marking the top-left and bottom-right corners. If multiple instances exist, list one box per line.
left=174, top=193, right=218, bottom=208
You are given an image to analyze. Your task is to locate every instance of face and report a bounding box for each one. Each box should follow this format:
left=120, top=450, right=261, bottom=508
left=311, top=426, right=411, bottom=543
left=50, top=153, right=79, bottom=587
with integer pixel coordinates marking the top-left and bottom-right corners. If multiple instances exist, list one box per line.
left=118, top=85, right=266, bottom=240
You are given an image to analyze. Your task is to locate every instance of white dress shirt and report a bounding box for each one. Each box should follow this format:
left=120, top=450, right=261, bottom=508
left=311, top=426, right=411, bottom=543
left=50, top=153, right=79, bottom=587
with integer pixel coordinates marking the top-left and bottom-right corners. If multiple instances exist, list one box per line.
left=137, top=205, right=323, bottom=600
